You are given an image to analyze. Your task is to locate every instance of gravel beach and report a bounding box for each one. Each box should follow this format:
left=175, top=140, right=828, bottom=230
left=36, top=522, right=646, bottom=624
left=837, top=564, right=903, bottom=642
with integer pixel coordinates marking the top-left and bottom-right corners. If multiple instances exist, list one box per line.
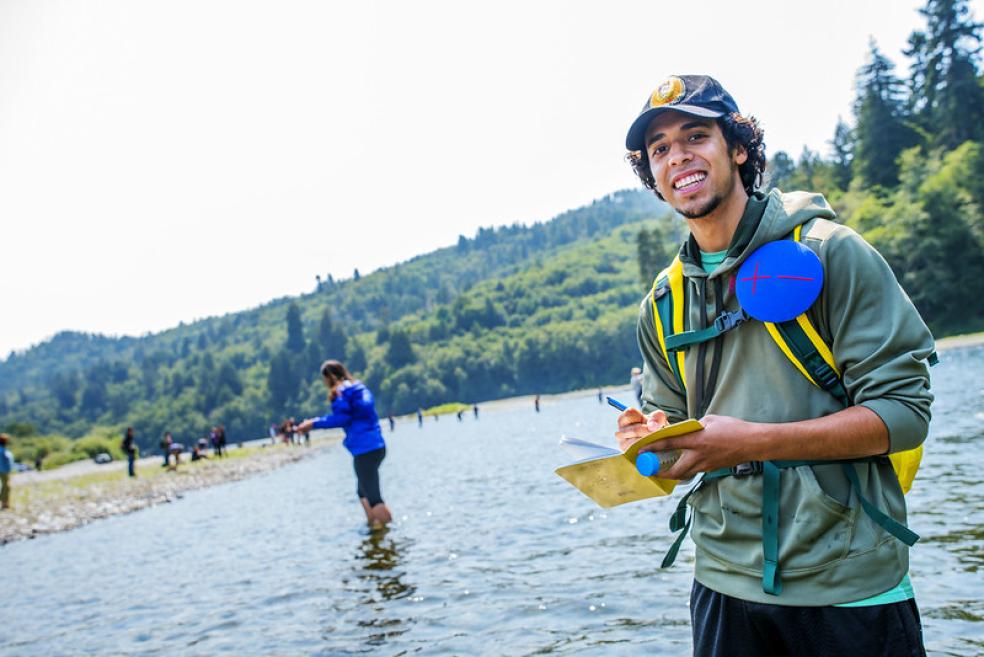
left=0, top=438, right=337, bottom=545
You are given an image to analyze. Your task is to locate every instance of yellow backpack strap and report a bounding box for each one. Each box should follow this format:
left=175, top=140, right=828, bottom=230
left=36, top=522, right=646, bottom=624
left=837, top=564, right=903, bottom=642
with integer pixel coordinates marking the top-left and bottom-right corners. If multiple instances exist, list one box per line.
left=651, top=256, right=687, bottom=391
left=762, top=224, right=921, bottom=492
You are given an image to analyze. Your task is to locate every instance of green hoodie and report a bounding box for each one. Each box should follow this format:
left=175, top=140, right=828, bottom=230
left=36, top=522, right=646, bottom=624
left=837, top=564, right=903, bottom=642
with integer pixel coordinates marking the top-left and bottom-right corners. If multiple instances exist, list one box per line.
left=637, top=189, right=935, bottom=606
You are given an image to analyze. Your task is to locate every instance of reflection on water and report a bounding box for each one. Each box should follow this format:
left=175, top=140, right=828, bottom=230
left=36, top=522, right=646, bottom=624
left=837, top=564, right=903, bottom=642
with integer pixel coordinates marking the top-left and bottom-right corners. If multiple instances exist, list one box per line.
left=356, top=527, right=415, bottom=603
left=350, top=527, right=415, bottom=649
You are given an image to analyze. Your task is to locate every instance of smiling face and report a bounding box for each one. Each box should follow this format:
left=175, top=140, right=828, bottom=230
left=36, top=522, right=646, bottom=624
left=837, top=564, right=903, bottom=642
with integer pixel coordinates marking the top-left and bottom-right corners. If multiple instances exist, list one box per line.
left=644, top=111, right=748, bottom=221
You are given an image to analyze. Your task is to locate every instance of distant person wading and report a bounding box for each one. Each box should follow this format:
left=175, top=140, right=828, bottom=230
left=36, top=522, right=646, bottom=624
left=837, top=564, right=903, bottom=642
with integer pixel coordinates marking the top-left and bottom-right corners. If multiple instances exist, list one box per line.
left=295, top=360, right=393, bottom=530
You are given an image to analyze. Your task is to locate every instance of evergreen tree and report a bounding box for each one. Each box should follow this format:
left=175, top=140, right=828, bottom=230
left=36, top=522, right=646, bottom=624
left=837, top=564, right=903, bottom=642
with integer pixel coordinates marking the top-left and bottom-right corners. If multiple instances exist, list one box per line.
left=48, top=371, right=79, bottom=409
left=285, top=303, right=305, bottom=353
left=637, top=227, right=662, bottom=287
left=829, top=117, right=855, bottom=190
left=267, top=350, right=293, bottom=410
left=906, top=0, right=984, bottom=148
left=766, top=151, right=796, bottom=190
left=347, top=341, right=367, bottom=375
left=385, top=329, right=415, bottom=369
left=316, top=309, right=347, bottom=360
left=852, top=39, right=919, bottom=188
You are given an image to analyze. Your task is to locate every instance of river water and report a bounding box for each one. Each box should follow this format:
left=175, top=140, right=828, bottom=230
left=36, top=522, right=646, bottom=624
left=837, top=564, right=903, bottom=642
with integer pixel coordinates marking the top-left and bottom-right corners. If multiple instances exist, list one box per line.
left=3, top=346, right=982, bottom=656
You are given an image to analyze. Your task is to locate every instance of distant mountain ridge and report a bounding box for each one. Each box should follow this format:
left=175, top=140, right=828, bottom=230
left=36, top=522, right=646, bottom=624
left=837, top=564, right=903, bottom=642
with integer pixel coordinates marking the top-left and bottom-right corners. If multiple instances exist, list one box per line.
left=0, top=189, right=673, bottom=445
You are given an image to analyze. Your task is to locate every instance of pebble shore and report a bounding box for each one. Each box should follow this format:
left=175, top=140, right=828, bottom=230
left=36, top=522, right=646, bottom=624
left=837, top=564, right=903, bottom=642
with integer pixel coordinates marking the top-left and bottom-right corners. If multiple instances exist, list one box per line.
left=0, top=443, right=330, bottom=545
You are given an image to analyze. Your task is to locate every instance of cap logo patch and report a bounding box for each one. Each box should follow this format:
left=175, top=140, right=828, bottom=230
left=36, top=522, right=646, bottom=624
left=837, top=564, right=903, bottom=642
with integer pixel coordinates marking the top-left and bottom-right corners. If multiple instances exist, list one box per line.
left=650, top=76, right=685, bottom=108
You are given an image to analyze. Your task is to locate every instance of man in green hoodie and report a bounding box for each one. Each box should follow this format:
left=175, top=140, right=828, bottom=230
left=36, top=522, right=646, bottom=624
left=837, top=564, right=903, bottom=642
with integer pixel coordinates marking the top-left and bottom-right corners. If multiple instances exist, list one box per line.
left=615, top=76, right=933, bottom=656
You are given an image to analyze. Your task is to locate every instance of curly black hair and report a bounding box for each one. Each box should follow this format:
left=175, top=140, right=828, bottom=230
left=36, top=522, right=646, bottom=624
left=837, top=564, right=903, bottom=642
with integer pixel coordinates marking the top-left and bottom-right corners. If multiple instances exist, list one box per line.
left=626, top=113, right=766, bottom=201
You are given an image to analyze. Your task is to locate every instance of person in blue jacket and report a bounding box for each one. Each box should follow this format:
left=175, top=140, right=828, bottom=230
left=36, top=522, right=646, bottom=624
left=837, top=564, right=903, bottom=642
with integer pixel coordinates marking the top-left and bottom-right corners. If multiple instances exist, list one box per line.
left=296, top=360, right=393, bottom=529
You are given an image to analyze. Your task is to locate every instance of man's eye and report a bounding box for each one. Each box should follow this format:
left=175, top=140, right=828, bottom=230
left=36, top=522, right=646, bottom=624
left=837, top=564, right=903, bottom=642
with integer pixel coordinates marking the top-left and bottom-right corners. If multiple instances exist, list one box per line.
left=651, top=145, right=667, bottom=157
left=689, top=133, right=707, bottom=141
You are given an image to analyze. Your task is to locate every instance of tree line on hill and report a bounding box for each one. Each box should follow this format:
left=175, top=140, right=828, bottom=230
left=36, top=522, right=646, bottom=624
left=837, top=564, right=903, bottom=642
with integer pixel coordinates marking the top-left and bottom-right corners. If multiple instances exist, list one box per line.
left=0, top=191, right=669, bottom=454
left=2, top=0, right=982, bottom=459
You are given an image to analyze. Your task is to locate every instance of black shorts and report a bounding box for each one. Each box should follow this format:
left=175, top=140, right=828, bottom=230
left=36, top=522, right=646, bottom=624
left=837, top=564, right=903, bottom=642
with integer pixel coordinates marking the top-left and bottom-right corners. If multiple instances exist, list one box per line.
left=352, top=447, right=386, bottom=507
left=691, top=580, right=927, bottom=657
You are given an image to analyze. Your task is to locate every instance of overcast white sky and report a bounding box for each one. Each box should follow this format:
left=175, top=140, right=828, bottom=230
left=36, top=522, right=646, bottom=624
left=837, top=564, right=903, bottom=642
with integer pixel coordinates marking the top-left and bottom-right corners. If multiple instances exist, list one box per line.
left=2, top=0, right=980, bottom=358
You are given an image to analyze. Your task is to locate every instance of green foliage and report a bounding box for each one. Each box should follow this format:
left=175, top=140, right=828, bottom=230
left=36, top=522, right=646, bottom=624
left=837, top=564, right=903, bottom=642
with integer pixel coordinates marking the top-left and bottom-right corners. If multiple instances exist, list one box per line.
left=846, top=143, right=984, bottom=334
left=852, top=39, right=920, bottom=189
left=10, top=434, right=71, bottom=464
left=3, top=422, right=37, bottom=437
left=385, top=329, right=415, bottom=369
left=829, top=118, right=854, bottom=191
left=4, top=0, right=981, bottom=452
left=423, top=403, right=470, bottom=416
left=8, top=427, right=126, bottom=469
left=636, top=211, right=683, bottom=286
left=285, top=303, right=305, bottom=353
left=906, top=0, right=984, bottom=148
left=0, top=190, right=669, bottom=446
left=71, top=431, right=128, bottom=460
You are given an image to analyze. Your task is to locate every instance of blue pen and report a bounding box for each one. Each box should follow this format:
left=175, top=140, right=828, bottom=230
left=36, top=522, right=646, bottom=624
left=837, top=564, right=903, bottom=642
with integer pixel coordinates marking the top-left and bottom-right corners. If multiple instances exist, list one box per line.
left=606, top=396, right=628, bottom=412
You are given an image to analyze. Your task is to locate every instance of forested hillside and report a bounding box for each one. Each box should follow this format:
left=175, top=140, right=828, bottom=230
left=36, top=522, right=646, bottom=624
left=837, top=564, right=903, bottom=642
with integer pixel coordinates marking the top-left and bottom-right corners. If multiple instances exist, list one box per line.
left=0, top=190, right=674, bottom=450
left=4, top=0, right=983, bottom=461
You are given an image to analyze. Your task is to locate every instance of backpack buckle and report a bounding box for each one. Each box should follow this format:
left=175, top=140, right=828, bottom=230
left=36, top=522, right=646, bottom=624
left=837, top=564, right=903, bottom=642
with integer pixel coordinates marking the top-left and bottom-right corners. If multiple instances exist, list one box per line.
left=732, top=461, right=763, bottom=476
left=713, top=309, right=749, bottom=334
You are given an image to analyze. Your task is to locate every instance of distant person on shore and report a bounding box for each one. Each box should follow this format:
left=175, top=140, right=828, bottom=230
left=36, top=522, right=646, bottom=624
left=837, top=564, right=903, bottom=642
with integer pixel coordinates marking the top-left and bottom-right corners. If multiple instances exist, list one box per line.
left=597, top=388, right=603, bottom=404
left=534, top=395, right=541, bottom=413
left=282, top=418, right=296, bottom=446
left=417, top=408, right=423, bottom=427
left=169, top=440, right=183, bottom=470
left=388, top=414, right=395, bottom=432
left=456, top=410, right=463, bottom=422
left=191, top=443, right=207, bottom=462
left=211, top=426, right=226, bottom=457
left=296, top=360, right=392, bottom=530
left=630, top=367, right=643, bottom=406
left=121, top=427, right=137, bottom=478
left=161, top=432, right=173, bottom=468
left=34, top=453, right=43, bottom=472
left=473, top=403, right=479, bottom=419
left=0, top=434, right=13, bottom=509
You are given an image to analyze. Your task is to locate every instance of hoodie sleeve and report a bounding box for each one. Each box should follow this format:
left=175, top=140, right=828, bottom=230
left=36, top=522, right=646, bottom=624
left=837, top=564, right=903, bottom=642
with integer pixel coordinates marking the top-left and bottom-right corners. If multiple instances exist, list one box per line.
left=636, top=294, right=689, bottom=423
left=311, top=393, right=353, bottom=430
left=820, top=225, right=935, bottom=453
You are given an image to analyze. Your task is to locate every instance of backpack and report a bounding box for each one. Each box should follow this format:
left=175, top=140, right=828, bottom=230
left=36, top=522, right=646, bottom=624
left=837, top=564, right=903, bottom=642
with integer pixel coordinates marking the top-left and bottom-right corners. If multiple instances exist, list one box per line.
left=650, top=222, right=936, bottom=595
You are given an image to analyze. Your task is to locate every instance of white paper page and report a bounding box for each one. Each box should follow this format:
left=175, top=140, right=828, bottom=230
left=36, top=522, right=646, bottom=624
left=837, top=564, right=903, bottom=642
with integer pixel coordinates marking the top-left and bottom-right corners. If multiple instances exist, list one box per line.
left=559, top=435, right=621, bottom=463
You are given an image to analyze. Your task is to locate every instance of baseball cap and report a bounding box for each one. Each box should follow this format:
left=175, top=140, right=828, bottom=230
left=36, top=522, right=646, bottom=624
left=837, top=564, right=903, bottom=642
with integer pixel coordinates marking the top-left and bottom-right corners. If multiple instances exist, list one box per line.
left=625, top=75, right=740, bottom=151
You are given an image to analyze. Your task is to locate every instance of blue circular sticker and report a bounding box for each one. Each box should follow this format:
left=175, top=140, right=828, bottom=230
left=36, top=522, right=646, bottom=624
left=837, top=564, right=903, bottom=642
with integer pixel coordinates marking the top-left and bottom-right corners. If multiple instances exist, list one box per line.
left=735, top=241, right=823, bottom=323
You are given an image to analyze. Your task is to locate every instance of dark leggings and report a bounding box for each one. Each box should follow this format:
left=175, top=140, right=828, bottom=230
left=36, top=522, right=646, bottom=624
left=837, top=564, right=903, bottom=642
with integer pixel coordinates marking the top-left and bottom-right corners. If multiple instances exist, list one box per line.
left=352, top=447, right=386, bottom=507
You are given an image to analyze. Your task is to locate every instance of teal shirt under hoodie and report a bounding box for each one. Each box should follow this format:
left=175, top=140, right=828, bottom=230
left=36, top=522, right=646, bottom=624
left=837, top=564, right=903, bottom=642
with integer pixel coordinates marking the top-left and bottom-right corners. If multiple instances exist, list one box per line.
left=636, top=189, right=935, bottom=606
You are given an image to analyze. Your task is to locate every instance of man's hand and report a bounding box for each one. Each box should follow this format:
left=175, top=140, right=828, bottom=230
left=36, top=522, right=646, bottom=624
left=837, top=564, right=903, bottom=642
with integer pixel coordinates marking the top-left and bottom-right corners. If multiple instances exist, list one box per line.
left=639, top=414, right=757, bottom=480
left=618, top=406, right=890, bottom=481
left=615, top=407, right=668, bottom=451
left=295, top=419, right=315, bottom=434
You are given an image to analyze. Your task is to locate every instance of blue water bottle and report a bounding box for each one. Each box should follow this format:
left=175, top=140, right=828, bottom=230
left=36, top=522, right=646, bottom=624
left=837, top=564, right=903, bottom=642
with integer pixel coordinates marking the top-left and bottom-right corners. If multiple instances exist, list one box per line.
left=636, top=449, right=682, bottom=477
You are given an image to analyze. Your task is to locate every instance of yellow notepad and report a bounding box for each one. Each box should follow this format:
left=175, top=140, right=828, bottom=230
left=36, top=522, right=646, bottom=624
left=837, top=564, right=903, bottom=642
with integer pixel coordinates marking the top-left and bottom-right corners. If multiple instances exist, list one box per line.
left=554, top=419, right=703, bottom=508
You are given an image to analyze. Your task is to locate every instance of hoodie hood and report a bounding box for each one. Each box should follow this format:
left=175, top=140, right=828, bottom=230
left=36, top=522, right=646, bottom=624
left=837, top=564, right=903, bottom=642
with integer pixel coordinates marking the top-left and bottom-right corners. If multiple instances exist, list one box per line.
left=679, top=189, right=837, bottom=278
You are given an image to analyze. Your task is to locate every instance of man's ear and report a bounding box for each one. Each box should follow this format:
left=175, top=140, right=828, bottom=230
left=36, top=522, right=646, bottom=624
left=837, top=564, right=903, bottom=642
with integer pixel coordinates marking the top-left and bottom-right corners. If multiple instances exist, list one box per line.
left=733, top=144, right=748, bottom=166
